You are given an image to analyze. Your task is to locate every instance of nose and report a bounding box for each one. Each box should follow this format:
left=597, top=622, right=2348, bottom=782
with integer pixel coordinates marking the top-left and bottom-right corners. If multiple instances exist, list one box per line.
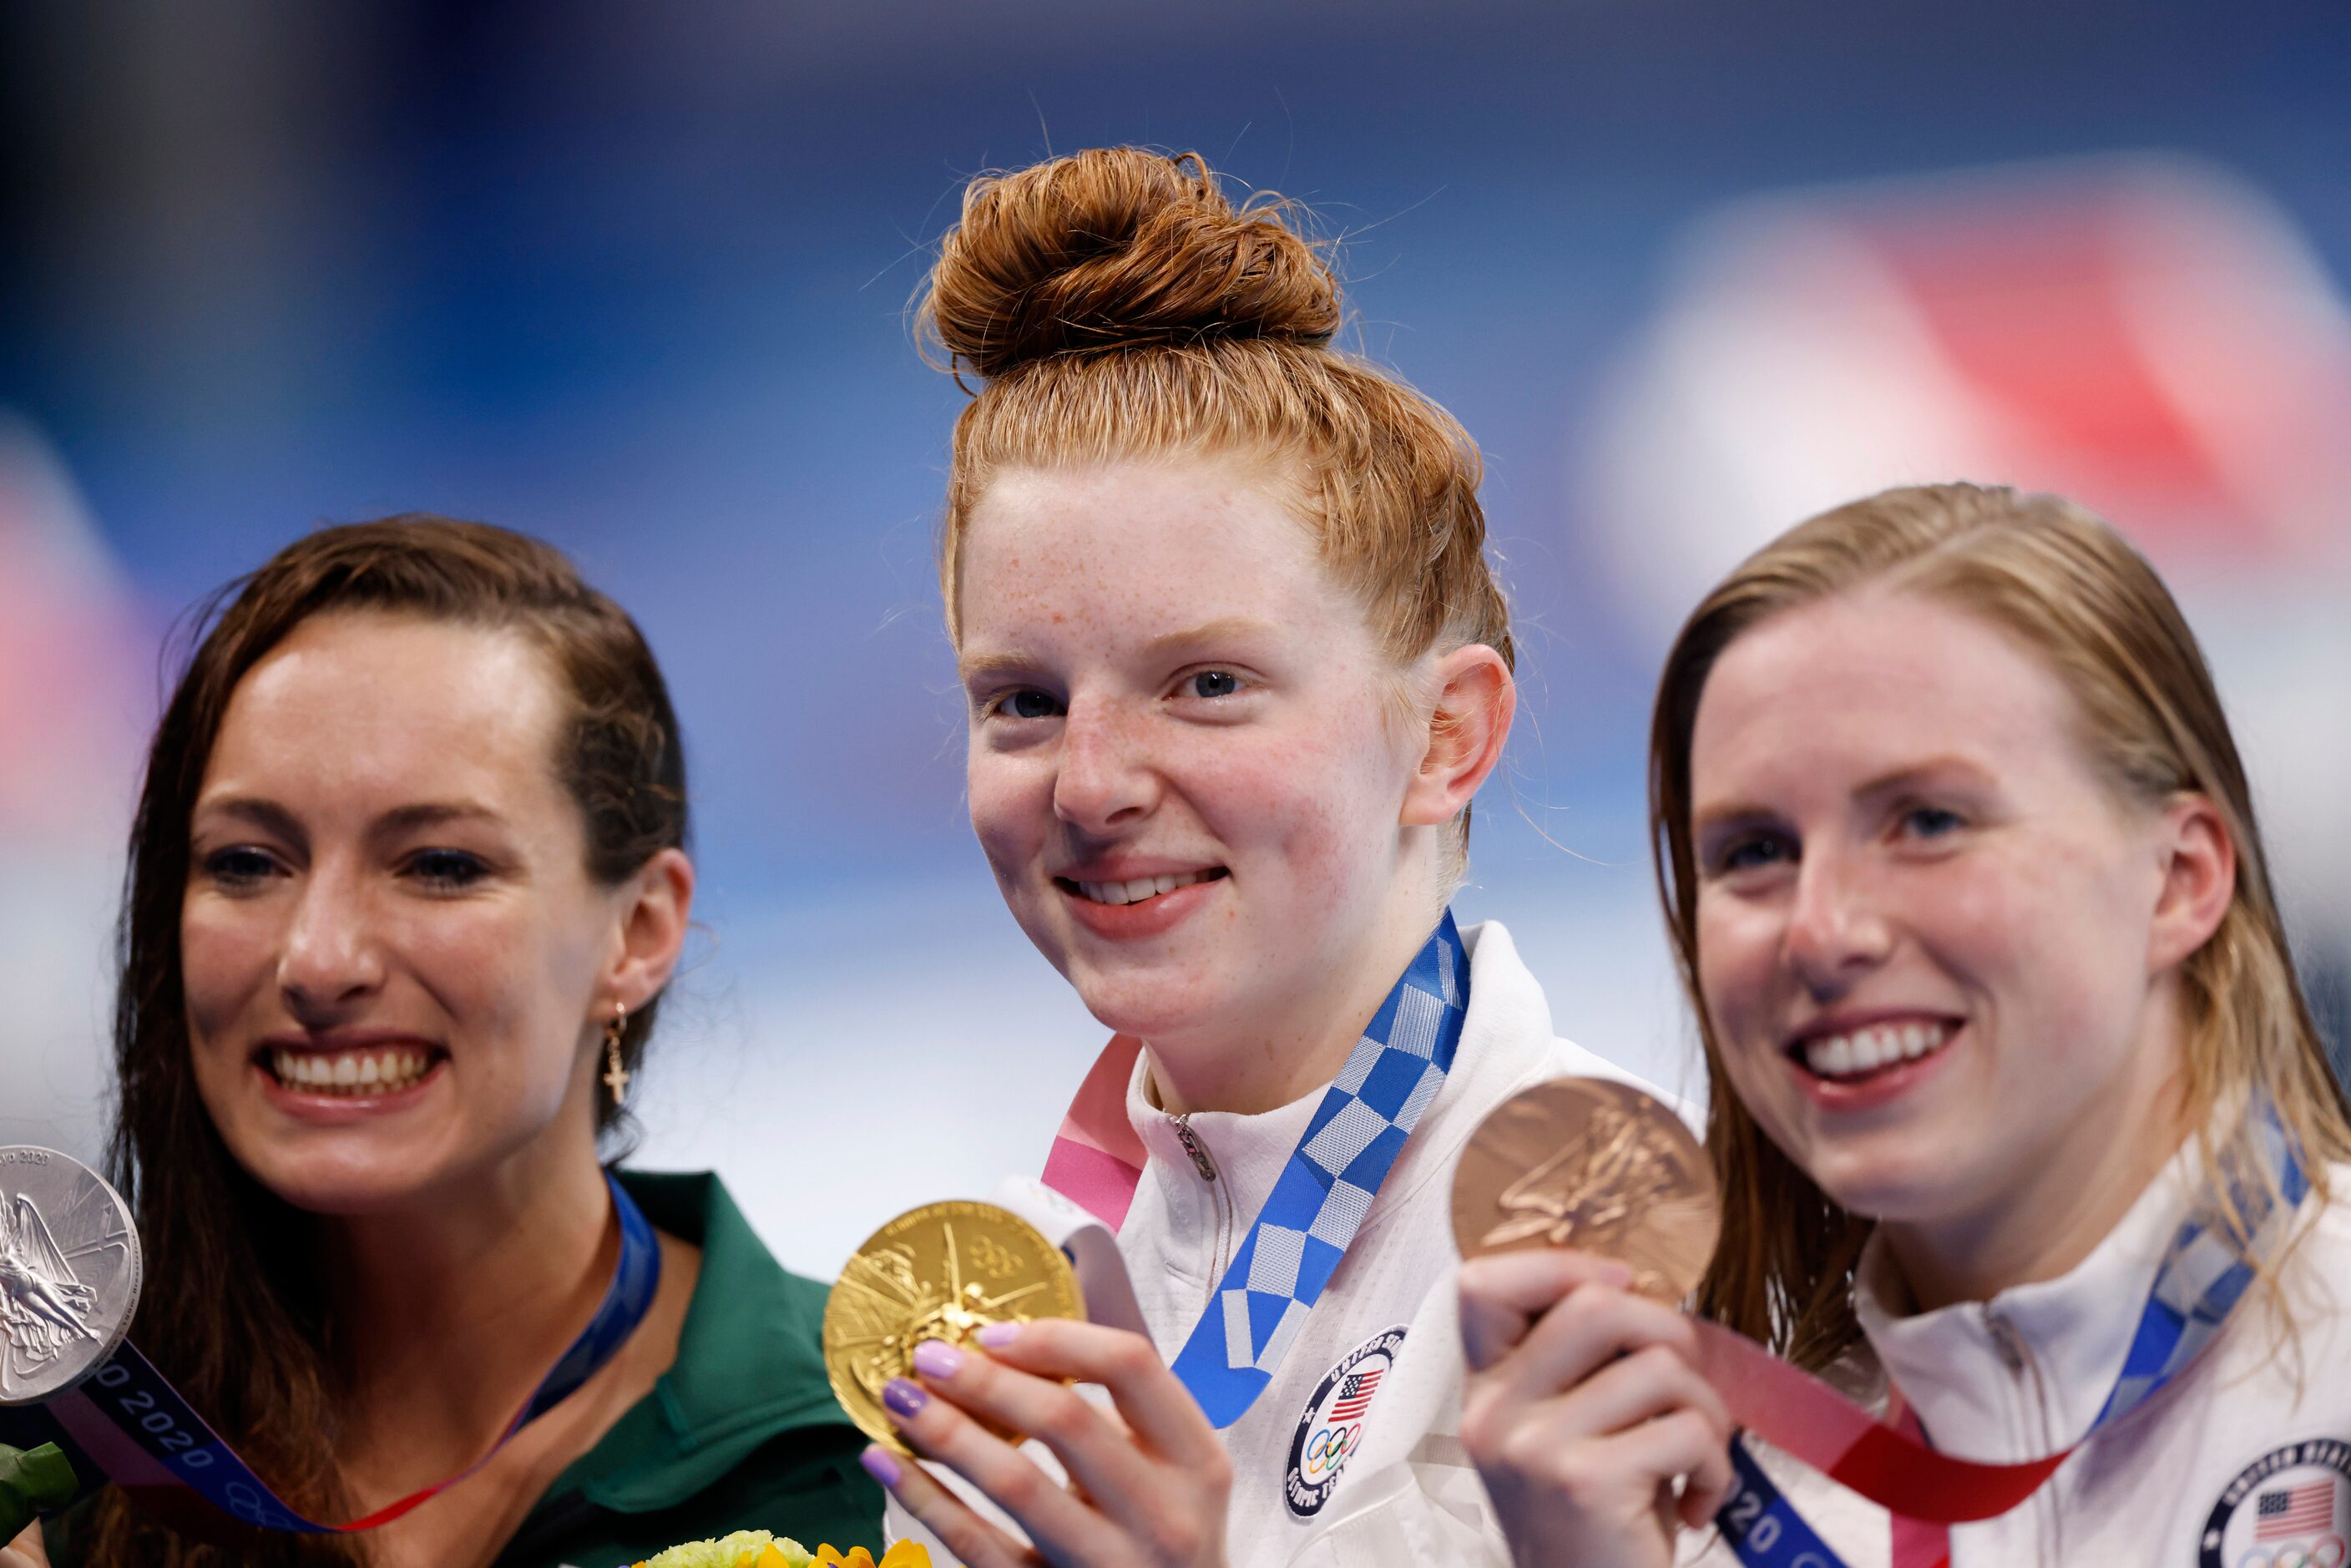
left=276, top=860, right=387, bottom=1019
left=1051, top=695, right=1159, bottom=834
left=1782, top=845, right=1893, bottom=999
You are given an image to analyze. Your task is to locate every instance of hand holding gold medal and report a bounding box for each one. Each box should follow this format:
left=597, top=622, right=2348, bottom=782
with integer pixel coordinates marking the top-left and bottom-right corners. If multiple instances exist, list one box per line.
left=822, top=1201, right=1086, bottom=1455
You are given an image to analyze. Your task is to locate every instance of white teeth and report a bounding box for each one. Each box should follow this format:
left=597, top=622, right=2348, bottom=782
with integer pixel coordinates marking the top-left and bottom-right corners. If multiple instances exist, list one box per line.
left=270, top=1049, right=433, bottom=1095
left=1802, top=1022, right=1949, bottom=1080
left=1074, top=869, right=1214, bottom=906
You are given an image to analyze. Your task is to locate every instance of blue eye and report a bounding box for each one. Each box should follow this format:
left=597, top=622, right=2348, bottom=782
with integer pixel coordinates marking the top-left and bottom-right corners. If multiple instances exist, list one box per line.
left=997, top=689, right=1064, bottom=721
left=1185, top=671, right=1243, bottom=699
left=1903, top=806, right=1964, bottom=839
left=408, top=850, right=490, bottom=888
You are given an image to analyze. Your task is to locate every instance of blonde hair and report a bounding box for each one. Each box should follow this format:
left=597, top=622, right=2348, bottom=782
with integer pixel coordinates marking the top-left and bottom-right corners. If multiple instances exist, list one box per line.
left=1649, top=482, right=2351, bottom=1368
left=917, top=147, right=1513, bottom=681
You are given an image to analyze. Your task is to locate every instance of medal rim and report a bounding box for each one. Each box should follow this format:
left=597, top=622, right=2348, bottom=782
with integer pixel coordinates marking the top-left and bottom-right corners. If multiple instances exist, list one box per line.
left=1448, top=1077, right=1720, bottom=1302
left=822, top=1198, right=1084, bottom=1454
left=0, top=1144, right=144, bottom=1406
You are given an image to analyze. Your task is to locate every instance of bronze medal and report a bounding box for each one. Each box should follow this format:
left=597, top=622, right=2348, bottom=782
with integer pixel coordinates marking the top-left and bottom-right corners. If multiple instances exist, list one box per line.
left=1450, top=1078, right=1719, bottom=1302
left=822, top=1200, right=1085, bottom=1454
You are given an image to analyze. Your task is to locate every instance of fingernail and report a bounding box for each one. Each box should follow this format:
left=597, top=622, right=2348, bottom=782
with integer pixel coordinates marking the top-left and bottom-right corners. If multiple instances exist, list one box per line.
left=1597, top=1258, right=1635, bottom=1287
left=882, top=1378, right=928, bottom=1419
left=976, top=1321, right=1020, bottom=1349
left=859, top=1444, right=902, bottom=1486
left=912, top=1339, right=963, bottom=1378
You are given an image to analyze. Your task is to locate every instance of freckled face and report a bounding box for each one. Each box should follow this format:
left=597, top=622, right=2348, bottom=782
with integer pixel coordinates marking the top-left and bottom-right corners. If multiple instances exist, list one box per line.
left=183, top=612, right=627, bottom=1215
left=958, top=460, right=1423, bottom=1047
left=1688, top=591, right=2173, bottom=1225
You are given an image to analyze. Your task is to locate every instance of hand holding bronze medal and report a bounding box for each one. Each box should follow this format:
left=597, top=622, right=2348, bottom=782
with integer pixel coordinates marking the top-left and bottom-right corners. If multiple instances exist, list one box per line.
left=1449, top=1077, right=1719, bottom=1300
left=822, top=1201, right=1086, bottom=1454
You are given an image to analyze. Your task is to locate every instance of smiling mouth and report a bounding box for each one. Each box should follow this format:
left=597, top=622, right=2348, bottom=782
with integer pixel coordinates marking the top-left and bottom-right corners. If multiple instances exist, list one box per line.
left=1788, top=1019, right=1958, bottom=1084
left=260, top=1045, right=442, bottom=1096
left=1055, top=867, right=1229, bottom=906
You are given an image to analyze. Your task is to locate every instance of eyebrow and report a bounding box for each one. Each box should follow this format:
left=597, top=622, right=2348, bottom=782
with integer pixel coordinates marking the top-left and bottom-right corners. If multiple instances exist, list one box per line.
left=191, top=795, right=306, bottom=843
left=1853, top=754, right=1997, bottom=800
left=190, top=797, right=507, bottom=842
left=1689, top=754, right=1998, bottom=836
left=957, top=615, right=1280, bottom=686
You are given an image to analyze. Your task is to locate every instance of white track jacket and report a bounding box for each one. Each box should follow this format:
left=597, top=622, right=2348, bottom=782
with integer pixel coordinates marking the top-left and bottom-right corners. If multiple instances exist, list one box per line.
left=1675, top=1141, right=2351, bottom=1568
left=889, top=919, right=1663, bottom=1566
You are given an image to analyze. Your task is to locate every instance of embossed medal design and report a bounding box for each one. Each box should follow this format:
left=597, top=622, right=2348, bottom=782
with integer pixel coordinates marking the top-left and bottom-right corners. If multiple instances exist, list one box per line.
left=1450, top=1079, right=1719, bottom=1302
left=0, top=1146, right=142, bottom=1404
left=822, top=1200, right=1084, bottom=1453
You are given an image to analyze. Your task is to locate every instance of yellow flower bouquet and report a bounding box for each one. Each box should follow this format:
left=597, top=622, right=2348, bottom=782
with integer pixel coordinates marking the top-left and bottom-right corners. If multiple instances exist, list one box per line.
left=627, top=1531, right=931, bottom=1568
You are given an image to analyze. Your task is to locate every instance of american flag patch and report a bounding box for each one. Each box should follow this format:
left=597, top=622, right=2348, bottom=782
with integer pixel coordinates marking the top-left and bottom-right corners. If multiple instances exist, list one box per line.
left=2256, top=1482, right=2336, bottom=1540
left=1327, top=1366, right=1386, bottom=1423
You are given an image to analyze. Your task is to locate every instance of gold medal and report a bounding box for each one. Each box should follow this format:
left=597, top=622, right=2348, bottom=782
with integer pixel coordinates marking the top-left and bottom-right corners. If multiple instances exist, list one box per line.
left=823, top=1200, right=1085, bottom=1453
left=1450, top=1078, right=1721, bottom=1303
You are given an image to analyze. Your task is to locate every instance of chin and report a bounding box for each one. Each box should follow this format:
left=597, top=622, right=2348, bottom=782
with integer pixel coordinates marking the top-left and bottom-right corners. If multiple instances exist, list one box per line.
left=231, top=1130, right=457, bottom=1218
left=1067, top=963, right=1227, bottom=1042
left=1802, top=1141, right=1968, bottom=1225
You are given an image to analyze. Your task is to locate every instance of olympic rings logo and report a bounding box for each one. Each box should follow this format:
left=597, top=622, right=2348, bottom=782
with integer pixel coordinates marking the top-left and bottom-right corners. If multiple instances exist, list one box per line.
left=1301, top=1424, right=1362, bottom=1479
left=2239, top=1536, right=2349, bottom=1568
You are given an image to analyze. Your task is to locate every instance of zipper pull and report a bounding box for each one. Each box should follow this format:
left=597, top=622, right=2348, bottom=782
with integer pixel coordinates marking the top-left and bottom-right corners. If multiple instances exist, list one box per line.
left=1171, top=1115, right=1220, bottom=1181
left=1988, top=1311, right=2027, bottom=1374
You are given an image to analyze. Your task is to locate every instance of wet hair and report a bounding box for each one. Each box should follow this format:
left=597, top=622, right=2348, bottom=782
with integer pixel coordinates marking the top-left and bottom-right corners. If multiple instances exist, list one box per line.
left=88, top=516, right=688, bottom=1565
left=918, top=145, right=1514, bottom=692
left=1651, top=482, right=2351, bottom=1370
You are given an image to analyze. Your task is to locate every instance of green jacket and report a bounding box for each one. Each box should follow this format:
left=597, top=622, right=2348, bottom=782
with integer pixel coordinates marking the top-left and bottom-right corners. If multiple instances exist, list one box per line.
left=493, top=1170, right=881, bottom=1567
left=42, top=1171, right=880, bottom=1568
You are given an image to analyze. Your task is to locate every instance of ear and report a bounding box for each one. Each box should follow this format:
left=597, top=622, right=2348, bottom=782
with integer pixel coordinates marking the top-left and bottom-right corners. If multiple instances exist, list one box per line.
left=1400, top=644, right=1516, bottom=828
left=600, top=847, right=697, bottom=1018
left=2146, top=794, right=2234, bottom=974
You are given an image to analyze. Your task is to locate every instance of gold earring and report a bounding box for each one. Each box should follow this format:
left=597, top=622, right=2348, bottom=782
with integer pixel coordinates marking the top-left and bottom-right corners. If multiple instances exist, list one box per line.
left=601, top=1003, right=630, bottom=1106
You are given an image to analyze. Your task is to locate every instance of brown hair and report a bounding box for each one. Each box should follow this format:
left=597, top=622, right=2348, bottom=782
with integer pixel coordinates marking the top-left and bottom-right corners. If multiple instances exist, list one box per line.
left=1651, top=482, right=2351, bottom=1371
left=88, top=517, right=689, bottom=1565
left=918, top=146, right=1514, bottom=686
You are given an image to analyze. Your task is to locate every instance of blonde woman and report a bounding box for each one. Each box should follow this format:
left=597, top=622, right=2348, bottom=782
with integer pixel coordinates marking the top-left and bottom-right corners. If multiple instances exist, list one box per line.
left=1457, top=483, right=2351, bottom=1566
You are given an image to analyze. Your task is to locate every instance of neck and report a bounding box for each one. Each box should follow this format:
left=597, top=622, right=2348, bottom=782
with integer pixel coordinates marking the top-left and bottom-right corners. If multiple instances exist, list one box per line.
left=1880, top=1009, right=2194, bottom=1314
left=1145, top=878, right=1447, bottom=1118
left=320, top=1107, right=617, bottom=1494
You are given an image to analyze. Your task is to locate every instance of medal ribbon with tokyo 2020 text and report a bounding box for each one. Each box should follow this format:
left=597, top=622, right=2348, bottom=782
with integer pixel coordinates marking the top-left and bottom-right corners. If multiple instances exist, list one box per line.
left=1040, top=910, right=1469, bottom=1429
left=0, top=1169, right=659, bottom=1537
left=1706, top=1110, right=2308, bottom=1568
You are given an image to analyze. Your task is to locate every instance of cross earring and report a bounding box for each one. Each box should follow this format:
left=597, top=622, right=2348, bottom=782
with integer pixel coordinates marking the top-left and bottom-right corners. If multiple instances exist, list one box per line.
left=602, top=1002, right=630, bottom=1106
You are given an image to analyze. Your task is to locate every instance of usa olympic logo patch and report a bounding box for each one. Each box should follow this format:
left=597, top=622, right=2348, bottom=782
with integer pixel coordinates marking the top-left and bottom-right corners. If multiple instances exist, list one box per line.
left=2200, top=1439, right=2351, bottom=1568
left=1284, top=1326, right=1406, bottom=1520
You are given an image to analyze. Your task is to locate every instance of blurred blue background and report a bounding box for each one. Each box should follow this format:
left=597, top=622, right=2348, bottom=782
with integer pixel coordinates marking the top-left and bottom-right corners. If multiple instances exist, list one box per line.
left=6, top=0, right=2349, bottom=1277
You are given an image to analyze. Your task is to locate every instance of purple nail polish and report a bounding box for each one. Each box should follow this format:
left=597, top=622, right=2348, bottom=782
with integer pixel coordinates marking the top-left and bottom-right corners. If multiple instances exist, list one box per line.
left=860, top=1445, right=903, bottom=1486
left=912, top=1339, right=963, bottom=1378
left=976, top=1322, right=1020, bottom=1349
left=882, top=1377, right=928, bottom=1419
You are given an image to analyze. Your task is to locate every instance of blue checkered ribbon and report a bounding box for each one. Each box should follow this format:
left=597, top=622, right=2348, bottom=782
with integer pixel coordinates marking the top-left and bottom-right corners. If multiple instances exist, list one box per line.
left=1167, top=910, right=1469, bottom=1429
left=1722, top=1105, right=2310, bottom=1567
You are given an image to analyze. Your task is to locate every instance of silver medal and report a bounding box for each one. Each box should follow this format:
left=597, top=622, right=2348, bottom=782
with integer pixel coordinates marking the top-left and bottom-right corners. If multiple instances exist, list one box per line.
left=0, top=1146, right=142, bottom=1404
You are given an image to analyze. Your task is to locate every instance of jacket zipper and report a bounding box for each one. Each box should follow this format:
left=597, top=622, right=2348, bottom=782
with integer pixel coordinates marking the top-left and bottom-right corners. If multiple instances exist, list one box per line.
left=1987, top=1310, right=2061, bottom=1563
left=1170, top=1114, right=1234, bottom=1316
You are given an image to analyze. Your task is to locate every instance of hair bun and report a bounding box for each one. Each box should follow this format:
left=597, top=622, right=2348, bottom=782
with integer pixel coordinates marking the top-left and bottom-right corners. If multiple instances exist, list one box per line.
left=923, top=148, right=1341, bottom=380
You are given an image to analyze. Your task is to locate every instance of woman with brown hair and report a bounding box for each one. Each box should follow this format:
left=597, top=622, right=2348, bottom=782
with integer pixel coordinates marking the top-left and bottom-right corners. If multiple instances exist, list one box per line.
left=5, top=518, right=880, bottom=1567
left=862, top=147, right=1665, bottom=1567
left=1456, top=483, right=2351, bottom=1566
